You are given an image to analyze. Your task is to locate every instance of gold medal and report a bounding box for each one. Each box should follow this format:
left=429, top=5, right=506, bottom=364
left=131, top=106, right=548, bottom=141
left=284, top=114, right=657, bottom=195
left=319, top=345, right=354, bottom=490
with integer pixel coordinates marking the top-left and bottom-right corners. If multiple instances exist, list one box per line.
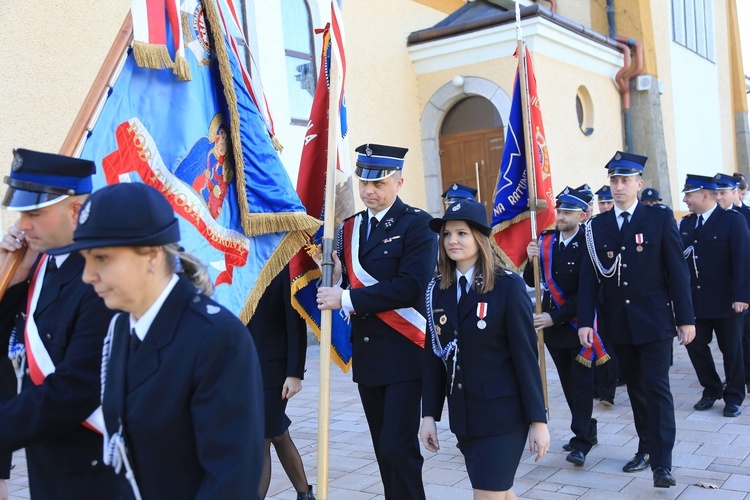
left=439, top=314, right=447, bottom=325
left=636, top=245, right=643, bottom=252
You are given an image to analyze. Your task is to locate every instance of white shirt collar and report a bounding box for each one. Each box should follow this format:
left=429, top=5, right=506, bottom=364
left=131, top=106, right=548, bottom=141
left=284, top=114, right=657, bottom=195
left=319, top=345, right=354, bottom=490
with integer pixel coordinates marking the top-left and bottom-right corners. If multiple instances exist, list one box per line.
left=697, top=203, right=718, bottom=222
left=48, top=253, right=70, bottom=269
left=559, top=227, right=580, bottom=247
left=368, top=203, right=395, bottom=222
left=129, top=274, right=180, bottom=341
left=455, top=266, right=475, bottom=300
left=613, top=199, right=639, bottom=220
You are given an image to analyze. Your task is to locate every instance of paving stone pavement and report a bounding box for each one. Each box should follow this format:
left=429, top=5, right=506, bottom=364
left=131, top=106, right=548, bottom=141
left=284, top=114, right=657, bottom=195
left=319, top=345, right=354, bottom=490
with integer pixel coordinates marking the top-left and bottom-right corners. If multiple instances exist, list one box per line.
left=7, top=338, right=750, bottom=499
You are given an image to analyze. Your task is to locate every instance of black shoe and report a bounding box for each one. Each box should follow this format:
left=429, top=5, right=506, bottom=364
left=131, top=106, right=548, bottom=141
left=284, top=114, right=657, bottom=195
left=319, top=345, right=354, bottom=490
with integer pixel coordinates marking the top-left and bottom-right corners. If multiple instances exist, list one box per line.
left=563, top=434, right=597, bottom=452
left=566, top=449, right=586, bottom=467
left=297, top=485, right=315, bottom=500
left=724, top=404, right=742, bottom=417
left=623, top=453, right=650, bottom=472
left=600, top=396, right=614, bottom=406
left=693, top=395, right=720, bottom=411
left=562, top=443, right=572, bottom=451
left=653, top=466, right=676, bottom=488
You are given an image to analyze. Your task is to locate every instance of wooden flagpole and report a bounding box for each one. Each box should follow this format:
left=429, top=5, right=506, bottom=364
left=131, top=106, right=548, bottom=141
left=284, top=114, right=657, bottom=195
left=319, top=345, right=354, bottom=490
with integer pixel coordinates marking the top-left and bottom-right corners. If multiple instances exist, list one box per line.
left=515, top=4, right=549, bottom=417
left=59, top=13, right=133, bottom=157
left=316, top=52, right=340, bottom=500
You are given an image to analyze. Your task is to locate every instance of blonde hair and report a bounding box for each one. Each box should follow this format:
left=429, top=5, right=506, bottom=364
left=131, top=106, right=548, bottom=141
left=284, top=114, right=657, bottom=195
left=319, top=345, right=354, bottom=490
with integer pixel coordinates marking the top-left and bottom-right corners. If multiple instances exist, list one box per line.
left=135, top=244, right=214, bottom=296
left=436, top=224, right=503, bottom=294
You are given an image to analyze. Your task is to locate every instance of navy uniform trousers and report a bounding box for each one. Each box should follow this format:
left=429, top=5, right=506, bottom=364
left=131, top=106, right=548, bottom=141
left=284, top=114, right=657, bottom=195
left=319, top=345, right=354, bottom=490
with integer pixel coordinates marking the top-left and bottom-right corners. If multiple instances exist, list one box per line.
left=680, top=207, right=750, bottom=406
left=0, top=253, right=119, bottom=499
left=340, top=197, right=437, bottom=500
left=523, top=228, right=596, bottom=454
left=579, top=203, right=694, bottom=469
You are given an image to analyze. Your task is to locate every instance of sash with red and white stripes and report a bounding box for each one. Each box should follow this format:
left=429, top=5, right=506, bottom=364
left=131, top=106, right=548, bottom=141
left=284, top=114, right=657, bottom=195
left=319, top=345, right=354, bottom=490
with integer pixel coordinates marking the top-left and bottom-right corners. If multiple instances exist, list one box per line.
left=343, top=215, right=426, bottom=348
left=24, top=255, right=105, bottom=434
left=539, top=233, right=610, bottom=367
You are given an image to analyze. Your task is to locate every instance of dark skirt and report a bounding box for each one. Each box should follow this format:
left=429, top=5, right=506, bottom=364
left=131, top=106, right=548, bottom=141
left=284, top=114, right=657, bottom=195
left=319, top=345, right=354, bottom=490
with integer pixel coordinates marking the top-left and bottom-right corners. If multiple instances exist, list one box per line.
left=263, top=387, right=291, bottom=439
left=456, top=429, right=528, bottom=491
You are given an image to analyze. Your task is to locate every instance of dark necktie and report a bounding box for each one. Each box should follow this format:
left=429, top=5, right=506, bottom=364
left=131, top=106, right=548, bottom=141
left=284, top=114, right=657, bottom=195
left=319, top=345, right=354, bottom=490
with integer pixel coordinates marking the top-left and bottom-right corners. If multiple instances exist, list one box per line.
left=458, top=276, right=468, bottom=310
left=130, top=328, right=141, bottom=354
left=697, top=214, right=704, bottom=229
left=42, top=256, right=58, bottom=289
left=559, top=240, right=566, bottom=252
left=620, top=211, right=630, bottom=233
left=368, top=216, right=378, bottom=241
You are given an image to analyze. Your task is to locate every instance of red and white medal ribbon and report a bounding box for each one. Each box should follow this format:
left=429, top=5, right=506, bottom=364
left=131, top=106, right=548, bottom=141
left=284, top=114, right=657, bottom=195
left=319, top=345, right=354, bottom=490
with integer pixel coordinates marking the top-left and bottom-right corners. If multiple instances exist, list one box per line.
left=476, top=302, right=488, bottom=330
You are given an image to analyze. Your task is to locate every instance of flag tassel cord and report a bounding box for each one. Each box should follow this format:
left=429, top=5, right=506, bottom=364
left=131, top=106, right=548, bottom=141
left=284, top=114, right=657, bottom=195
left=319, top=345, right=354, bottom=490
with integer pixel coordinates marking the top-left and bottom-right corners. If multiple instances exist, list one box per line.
left=515, top=4, right=550, bottom=419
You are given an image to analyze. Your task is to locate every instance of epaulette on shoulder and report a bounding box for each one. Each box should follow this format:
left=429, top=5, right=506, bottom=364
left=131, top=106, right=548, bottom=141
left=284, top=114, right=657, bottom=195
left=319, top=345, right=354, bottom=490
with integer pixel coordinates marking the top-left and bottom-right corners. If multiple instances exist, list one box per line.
left=405, top=206, right=428, bottom=216
left=681, top=212, right=692, bottom=219
left=540, top=228, right=555, bottom=235
left=188, top=294, right=230, bottom=322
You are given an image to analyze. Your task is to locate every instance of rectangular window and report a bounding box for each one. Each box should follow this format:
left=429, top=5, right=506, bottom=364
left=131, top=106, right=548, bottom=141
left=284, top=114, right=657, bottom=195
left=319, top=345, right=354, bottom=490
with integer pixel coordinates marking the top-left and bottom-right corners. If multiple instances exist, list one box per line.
left=671, top=0, right=715, bottom=62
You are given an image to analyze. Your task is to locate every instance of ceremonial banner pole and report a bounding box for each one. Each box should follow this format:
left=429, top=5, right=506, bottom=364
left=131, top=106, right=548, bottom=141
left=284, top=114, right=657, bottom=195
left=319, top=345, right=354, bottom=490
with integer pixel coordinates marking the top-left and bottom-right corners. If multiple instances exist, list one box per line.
left=60, top=13, right=132, bottom=157
left=515, top=4, right=549, bottom=415
left=317, top=56, right=340, bottom=500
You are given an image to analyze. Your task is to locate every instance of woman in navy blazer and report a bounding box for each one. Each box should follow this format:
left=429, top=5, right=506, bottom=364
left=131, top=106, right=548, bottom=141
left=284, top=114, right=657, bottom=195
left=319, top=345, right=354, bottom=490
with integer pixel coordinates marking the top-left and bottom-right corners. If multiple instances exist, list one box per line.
left=53, top=183, right=264, bottom=499
left=420, top=200, right=549, bottom=498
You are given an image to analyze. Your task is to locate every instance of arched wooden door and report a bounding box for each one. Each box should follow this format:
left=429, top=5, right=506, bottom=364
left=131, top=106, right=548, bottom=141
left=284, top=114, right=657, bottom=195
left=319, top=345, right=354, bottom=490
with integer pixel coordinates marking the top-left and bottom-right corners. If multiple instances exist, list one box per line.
left=439, top=96, right=504, bottom=221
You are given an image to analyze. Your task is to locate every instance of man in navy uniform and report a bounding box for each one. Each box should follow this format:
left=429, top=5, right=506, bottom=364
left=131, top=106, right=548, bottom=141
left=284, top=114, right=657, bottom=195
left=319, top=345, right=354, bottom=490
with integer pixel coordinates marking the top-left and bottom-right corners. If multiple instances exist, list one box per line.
left=680, top=174, right=750, bottom=417
left=441, top=182, right=477, bottom=207
left=576, top=184, right=595, bottom=221
left=578, top=151, right=695, bottom=488
left=0, top=149, right=118, bottom=498
left=640, top=187, right=662, bottom=205
left=317, top=143, right=437, bottom=499
left=595, top=185, right=614, bottom=213
left=524, top=187, right=597, bottom=467
left=727, top=174, right=750, bottom=392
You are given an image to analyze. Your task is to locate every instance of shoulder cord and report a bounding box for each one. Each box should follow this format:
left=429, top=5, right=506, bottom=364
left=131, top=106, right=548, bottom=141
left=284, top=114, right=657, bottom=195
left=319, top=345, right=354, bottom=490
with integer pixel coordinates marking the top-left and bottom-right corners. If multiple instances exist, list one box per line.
left=426, top=276, right=457, bottom=361
left=682, top=245, right=699, bottom=278
left=100, top=314, right=143, bottom=500
left=584, top=219, right=622, bottom=286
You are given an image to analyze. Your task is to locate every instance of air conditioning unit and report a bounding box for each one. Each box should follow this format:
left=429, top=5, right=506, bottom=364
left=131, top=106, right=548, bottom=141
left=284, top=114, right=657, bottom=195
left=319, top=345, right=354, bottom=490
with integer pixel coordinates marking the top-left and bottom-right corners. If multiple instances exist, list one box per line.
left=636, top=75, right=651, bottom=91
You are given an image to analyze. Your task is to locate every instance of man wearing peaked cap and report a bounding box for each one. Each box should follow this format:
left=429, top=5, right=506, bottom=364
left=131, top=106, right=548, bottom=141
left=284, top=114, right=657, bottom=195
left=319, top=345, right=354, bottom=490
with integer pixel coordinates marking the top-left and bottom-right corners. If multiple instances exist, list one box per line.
left=595, top=185, right=614, bottom=213
left=0, top=150, right=119, bottom=498
left=441, top=182, right=477, bottom=207
left=573, top=184, right=595, bottom=221
left=577, top=151, right=695, bottom=488
left=721, top=173, right=750, bottom=392
left=317, top=143, right=437, bottom=499
left=641, top=188, right=662, bottom=204
left=680, top=174, right=750, bottom=418
left=526, top=187, right=597, bottom=468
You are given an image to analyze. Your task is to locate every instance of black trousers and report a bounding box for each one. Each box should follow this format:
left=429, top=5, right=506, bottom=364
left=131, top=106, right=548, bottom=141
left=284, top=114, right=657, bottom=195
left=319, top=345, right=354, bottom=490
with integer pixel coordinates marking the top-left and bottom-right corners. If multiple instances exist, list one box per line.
left=594, top=334, right=619, bottom=400
left=687, top=316, right=745, bottom=406
left=614, top=338, right=675, bottom=469
left=548, top=346, right=597, bottom=454
left=741, top=314, right=750, bottom=385
left=358, top=380, right=425, bottom=500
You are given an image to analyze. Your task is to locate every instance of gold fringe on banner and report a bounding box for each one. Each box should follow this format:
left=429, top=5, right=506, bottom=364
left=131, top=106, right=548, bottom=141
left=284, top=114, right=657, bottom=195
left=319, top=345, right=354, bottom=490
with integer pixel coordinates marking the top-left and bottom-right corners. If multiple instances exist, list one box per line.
left=239, top=229, right=313, bottom=323
left=173, top=54, right=192, bottom=81
left=575, top=355, right=592, bottom=368
left=596, top=353, right=611, bottom=365
left=271, top=135, right=284, bottom=153
left=132, top=41, right=174, bottom=70
left=202, top=0, right=320, bottom=239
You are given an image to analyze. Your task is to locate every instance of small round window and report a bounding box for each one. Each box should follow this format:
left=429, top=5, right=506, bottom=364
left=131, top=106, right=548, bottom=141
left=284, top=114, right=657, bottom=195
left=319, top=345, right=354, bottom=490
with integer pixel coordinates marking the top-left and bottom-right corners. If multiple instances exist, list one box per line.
left=576, top=86, right=594, bottom=136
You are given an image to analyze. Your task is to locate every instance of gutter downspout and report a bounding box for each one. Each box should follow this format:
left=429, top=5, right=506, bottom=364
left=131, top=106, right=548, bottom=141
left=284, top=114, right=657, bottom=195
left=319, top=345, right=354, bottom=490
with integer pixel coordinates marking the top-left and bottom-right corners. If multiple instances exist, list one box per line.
left=608, top=3, right=643, bottom=153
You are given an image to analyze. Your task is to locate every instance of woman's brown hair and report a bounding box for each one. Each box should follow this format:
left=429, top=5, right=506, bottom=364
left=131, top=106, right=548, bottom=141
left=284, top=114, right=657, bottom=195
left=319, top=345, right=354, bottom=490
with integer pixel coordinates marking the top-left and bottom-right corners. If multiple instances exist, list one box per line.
left=436, top=222, right=503, bottom=294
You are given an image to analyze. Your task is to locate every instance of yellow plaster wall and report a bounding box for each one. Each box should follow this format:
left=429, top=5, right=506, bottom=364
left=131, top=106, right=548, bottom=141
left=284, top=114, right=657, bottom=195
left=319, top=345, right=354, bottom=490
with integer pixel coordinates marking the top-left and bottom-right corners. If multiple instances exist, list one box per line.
left=413, top=52, right=624, bottom=199
left=0, top=1, right=131, bottom=230
left=343, top=0, right=446, bottom=210
left=412, top=0, right=464, bottom=14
